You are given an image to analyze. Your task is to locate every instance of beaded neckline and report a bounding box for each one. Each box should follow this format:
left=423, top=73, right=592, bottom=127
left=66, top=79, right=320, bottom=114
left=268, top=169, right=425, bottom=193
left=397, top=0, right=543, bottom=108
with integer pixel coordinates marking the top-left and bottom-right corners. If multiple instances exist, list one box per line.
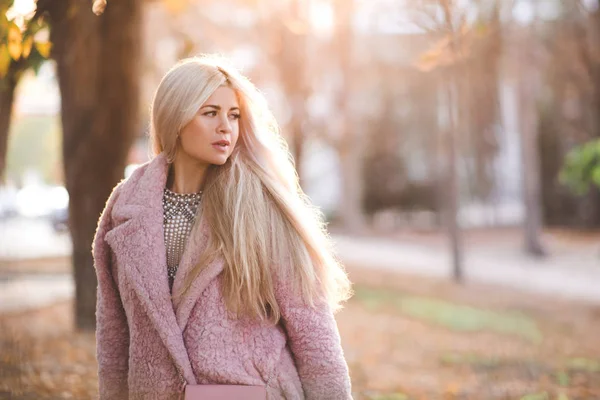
left=162, top=187, right=202, bottom=293
left=163, top=187, right=202, bottom=202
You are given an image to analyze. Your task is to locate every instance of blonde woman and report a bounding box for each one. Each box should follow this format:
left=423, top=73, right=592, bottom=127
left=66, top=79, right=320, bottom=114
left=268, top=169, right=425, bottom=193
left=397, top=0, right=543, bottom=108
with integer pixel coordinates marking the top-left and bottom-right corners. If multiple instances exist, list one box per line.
left=92, top=56, right=353, bottom=400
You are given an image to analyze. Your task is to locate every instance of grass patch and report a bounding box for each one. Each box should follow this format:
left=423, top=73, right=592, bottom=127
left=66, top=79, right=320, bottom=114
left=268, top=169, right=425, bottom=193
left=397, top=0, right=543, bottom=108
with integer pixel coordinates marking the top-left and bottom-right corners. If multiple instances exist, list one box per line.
left=353, top=286, right=542, bottom=343
left=439, top=352, right=501, bottom=368
left=555, top=370, right=570, bottom=387
left=439, top=352, right=548, bottom=377
left=520, top=393, right=549, bottom=400
left=366, top=393, right=410, bottom=400
left=566, top=357, right=600, bottom=372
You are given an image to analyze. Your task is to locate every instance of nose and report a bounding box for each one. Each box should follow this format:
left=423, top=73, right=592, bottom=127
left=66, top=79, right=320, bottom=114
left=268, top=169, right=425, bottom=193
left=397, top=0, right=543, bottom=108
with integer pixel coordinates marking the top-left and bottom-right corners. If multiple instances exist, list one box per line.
left=218, top=114, right=232, bottom=134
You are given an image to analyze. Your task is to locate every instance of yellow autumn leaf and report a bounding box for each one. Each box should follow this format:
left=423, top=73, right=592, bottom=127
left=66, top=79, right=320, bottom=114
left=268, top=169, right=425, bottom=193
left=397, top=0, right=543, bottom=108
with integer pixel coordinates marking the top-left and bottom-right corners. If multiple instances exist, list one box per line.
left=22, top=36, right=33, bottom=58
left=8, top=24, right=23, bottom=60
left=445, top=381, right=460, bottom=395
left=164, top=0, right=187, bottom=14
left=416, top=49, right=442, bottom=72
left=35, top=41, right=52, bottom=58
left=0, top=45, right=11, bottom=78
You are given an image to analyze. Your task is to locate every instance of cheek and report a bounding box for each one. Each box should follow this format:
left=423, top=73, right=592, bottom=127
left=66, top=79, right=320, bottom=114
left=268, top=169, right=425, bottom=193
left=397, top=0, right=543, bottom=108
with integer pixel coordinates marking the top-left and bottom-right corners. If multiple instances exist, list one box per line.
left=181, top=119, right=211, bottom=145
left=231, top=124, right=240, bottom=147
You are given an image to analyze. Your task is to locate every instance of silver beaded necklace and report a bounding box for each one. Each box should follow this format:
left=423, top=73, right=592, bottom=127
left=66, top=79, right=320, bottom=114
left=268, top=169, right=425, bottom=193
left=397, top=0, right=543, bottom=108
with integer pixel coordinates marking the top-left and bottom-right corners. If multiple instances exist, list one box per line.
left=162, top=187, right=202, bottom=291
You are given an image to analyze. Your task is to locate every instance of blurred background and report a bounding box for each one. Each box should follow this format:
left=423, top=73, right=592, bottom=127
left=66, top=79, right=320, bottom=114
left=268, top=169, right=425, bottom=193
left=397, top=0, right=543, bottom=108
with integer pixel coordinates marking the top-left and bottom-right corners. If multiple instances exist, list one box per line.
left=1, top=0, right=600, bottom=399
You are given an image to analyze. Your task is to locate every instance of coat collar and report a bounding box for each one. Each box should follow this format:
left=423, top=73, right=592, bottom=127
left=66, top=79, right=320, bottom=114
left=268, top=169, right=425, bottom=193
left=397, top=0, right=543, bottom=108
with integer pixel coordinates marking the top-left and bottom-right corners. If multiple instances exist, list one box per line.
left=104, top=152, right=225, bottom=384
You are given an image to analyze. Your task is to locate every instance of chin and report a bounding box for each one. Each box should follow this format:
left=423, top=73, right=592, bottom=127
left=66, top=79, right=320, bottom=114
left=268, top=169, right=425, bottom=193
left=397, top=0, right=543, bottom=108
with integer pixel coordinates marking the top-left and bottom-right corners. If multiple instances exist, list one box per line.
left=187, top=151, right=228, bottom=166
left=210, top=156, right=230, bottom=166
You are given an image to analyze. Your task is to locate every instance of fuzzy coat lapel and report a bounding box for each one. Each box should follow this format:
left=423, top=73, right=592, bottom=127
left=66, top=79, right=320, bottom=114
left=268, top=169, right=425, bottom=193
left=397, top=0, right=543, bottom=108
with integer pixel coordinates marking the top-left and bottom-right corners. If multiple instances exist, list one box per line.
left=171, top=225, right=226, bottom=332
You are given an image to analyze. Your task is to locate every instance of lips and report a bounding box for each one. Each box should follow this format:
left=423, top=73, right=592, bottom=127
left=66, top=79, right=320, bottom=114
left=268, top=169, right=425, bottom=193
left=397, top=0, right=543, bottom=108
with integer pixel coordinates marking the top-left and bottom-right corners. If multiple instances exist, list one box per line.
left=212, top=140, right=230, bottom=152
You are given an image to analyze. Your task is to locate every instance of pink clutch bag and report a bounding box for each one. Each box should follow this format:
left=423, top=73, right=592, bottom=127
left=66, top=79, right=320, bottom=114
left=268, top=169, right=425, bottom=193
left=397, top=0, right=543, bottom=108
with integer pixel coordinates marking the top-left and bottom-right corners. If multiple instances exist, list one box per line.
left=184, top=384, right=267, bottom=400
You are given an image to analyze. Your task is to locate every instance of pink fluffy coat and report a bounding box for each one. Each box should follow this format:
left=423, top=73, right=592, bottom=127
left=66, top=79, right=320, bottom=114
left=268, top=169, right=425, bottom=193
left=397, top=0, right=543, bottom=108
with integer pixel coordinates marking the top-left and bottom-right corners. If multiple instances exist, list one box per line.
left=92, top=153, right=352, bottom=399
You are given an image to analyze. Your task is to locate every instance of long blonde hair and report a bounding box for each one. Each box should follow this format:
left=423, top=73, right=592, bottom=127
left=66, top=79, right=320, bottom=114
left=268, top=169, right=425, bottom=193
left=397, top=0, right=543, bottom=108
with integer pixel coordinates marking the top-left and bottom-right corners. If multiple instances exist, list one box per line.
left=150, top=55, right=352, bottom=323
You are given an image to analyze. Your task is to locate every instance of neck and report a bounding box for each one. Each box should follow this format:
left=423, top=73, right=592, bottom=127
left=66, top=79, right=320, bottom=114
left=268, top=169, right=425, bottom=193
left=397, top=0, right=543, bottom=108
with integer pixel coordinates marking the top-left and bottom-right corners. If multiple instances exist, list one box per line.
left=167, top=152, right=208, bottom=194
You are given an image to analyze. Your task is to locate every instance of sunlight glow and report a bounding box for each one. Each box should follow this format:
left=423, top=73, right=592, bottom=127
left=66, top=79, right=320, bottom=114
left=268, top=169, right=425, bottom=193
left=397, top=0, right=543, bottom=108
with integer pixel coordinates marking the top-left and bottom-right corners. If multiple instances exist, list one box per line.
left=6, top=0, right=36, bottom=20
left=5, top=0, right=36, bottom=30
left=309, top=1, right=334, bottom=38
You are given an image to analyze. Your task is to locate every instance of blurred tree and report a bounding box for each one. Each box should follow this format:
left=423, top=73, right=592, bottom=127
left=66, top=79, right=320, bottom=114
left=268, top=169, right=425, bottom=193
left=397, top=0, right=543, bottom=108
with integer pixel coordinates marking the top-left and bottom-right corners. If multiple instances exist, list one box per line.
left=416, top=0, right=550, bottom=259
left=299, top=0, right=365, bottom=230
left=362, top=91, right=440, bottom=219
left=331, top=0, right=365, bottom=232
left=462, top=6, right=502, bottom=204
left=277, top=0, right=309, bottom=187
left=413, top=0, right=473, bottom=281
left=362, top=88, right=407, bottom=217
left=44, top=0, right=141, bottom=330
left=0, top=0, right=51, bottom=182
left=360, top=55, right=442, bottom=225
left=513, top=9, right=546, bottom=257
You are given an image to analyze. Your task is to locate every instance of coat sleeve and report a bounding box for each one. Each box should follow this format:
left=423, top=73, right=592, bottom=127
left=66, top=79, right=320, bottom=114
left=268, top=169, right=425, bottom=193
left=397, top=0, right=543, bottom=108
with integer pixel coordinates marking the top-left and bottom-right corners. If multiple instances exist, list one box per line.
left=92, top=184, right=130, bottom=400
left=274, top=270, right=353, bottom=400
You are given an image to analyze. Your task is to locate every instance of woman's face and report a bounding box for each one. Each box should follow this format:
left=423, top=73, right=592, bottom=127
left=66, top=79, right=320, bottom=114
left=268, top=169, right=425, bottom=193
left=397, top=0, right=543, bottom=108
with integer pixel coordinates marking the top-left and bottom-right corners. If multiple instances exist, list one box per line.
left=178, top=85, right=240, bottom=166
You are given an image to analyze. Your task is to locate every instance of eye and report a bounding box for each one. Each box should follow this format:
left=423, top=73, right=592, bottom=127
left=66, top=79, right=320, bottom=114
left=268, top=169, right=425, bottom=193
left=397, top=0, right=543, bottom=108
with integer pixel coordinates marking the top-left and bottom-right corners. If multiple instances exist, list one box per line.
left=229, top=113, right=241, bottom=120
left=203, top=111, right=217, bottom=117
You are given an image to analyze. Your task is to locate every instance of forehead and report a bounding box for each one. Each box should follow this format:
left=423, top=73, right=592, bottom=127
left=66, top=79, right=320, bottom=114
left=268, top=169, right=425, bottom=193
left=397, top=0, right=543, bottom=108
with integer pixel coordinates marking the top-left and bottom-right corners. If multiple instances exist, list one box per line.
left=203, top=86, right=239, bottom=106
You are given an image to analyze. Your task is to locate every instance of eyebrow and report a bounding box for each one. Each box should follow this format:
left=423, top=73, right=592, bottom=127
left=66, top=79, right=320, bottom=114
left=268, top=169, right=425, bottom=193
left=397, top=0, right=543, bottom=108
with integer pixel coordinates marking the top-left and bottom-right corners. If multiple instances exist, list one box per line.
left=201, top=105, right=240, bottom=111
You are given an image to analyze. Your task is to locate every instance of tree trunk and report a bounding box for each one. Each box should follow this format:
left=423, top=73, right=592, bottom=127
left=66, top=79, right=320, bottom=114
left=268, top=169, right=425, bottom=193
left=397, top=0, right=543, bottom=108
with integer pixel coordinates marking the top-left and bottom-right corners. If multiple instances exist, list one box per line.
left=518, top=32, right=546, bottom=257
left=444, top=74, right=464, bottom=282
left=278, top=0, right=308, bottom=187
left=0, top=72, right=18, bottom=183
left=334, top=0, right=364, bottom=232
left=440, top=3, right=464, bottom=282
left=290, top=95, right=305, bottom=188
left=49, top=0, right=141, bottom=330
left=338, top=136, right=365, bottom=232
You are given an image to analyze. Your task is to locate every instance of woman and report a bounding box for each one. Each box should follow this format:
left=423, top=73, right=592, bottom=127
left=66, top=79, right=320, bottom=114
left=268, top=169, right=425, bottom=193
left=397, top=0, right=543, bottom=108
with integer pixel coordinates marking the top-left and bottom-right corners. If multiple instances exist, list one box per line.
left=93, top=55, right=353, bottom=400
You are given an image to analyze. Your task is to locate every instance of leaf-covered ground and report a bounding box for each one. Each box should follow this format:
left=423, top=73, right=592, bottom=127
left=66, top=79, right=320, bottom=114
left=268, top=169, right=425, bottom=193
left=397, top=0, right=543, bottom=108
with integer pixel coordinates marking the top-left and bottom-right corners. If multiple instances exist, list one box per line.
left=1, top=266, right=600, bottom=400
